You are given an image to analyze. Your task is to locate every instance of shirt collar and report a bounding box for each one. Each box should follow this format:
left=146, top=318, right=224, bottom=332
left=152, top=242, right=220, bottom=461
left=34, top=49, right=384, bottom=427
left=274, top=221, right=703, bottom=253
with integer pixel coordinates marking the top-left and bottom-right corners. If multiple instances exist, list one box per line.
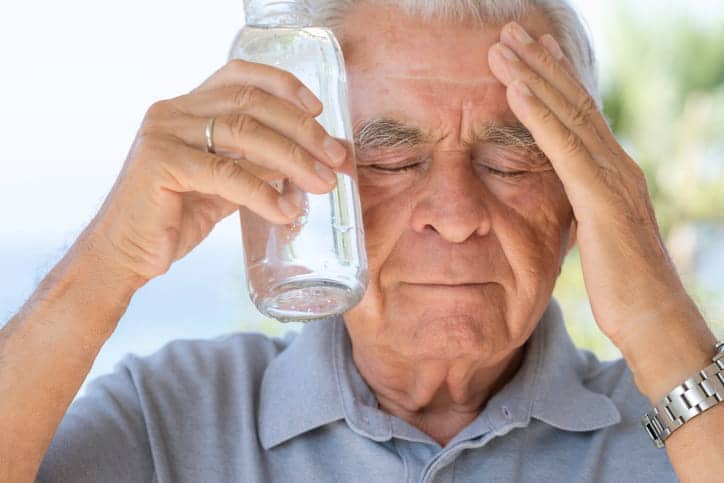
left=258, top=299, right=621, bottom=450
left=481, top=299, right=621, bottom=437
left=258, top=318, right=347, bottom=449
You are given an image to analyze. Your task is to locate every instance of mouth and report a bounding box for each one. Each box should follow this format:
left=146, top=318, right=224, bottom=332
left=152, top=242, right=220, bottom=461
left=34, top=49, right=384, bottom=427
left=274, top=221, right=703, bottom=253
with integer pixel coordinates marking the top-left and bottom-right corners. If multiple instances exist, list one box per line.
left=401, top=282, right=490, bottom=289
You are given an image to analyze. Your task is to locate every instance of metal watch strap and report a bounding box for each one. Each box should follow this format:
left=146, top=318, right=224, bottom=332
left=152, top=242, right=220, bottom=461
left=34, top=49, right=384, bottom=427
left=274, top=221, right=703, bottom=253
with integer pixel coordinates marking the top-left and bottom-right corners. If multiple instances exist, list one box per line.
left=641, top=340, right=724, bottom=448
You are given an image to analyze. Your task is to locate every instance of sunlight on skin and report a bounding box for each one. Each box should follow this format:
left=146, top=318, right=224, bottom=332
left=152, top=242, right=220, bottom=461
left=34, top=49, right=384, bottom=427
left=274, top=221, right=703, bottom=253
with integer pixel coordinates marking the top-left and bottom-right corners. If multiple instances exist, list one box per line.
left=334, top=4, right=575, bottom=442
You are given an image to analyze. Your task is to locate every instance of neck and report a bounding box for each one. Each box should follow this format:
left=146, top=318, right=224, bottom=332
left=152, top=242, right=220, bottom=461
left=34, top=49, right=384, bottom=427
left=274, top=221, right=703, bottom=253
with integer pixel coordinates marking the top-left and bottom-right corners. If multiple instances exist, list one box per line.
left=351, top=342, right=525, bottom=446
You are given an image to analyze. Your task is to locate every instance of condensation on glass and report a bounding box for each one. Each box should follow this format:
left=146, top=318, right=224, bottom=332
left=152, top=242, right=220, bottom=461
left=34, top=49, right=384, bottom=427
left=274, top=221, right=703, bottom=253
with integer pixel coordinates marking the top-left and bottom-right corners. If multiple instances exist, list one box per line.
left=228, top=0, right=368, bottom=322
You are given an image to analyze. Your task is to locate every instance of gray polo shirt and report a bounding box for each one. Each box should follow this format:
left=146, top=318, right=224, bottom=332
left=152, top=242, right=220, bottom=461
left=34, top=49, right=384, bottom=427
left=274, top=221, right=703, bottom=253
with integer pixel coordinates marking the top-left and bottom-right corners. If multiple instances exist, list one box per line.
left=38, top=300, right=676, bottom=482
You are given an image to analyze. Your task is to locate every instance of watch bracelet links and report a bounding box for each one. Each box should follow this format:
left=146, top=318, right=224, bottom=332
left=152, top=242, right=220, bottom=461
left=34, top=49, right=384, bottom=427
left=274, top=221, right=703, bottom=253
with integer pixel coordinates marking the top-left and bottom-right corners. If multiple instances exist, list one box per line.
left=641, top=340, right=724, bottom=448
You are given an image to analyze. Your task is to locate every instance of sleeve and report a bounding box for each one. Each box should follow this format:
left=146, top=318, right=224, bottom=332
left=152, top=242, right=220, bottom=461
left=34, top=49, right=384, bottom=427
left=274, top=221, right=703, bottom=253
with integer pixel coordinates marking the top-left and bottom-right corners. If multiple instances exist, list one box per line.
left=36, top=359, right=155, bottom=483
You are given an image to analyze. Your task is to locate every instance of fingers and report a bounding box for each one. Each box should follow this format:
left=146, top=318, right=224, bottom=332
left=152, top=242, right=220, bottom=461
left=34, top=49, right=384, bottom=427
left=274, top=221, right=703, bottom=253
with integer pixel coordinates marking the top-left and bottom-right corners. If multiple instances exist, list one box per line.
left=498, top=23, right=617, bottom=145
left=504, top=81, right=598, bottom=191
left=192, top=59, right=323, bottom=116
left=178, top=111, right=339, bottom=195
left=488, top=42, right=607, bottom=158
left=170, top=84, right=348, bottom=169
left=536, top=32, right=617, bottom=145
left=154, top=137, right=303, bottom=224
left=487, top=21, right=636, bottom=192
left=489, top=24, right=613, bottom=151
left=137, top=59, right=347, bottom=225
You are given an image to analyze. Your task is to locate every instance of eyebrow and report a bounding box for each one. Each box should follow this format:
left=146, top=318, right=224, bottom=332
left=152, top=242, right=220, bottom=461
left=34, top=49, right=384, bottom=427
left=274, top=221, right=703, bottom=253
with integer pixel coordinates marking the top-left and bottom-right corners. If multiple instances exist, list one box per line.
left=354, top=118, right=429, bottom=151
left=354, top=117, right=544, bottom=156
left=481, top=123, right=538, bottom=150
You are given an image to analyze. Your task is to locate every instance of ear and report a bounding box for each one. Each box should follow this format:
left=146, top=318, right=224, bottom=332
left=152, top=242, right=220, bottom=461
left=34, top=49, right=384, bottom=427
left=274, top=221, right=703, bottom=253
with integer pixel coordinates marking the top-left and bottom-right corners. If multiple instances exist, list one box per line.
left=565, top=218, right=577, bottom=255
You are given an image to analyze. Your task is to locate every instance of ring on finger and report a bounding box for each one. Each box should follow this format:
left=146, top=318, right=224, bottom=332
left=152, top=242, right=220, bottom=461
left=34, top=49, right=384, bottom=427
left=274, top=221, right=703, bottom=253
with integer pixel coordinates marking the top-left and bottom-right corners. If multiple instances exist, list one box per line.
left=205, top=117, right=217, bottom=154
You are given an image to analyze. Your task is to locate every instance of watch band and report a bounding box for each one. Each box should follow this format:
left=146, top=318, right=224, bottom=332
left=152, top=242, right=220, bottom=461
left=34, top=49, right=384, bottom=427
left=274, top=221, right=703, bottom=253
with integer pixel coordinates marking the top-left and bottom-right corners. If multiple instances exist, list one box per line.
left=641, top=340, right=724, bottom=448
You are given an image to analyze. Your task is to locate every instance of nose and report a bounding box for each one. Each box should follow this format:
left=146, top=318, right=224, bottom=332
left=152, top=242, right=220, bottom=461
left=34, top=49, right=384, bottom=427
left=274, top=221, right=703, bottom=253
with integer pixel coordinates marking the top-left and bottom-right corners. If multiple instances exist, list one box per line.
left=410, top=155, right=493, bottom=243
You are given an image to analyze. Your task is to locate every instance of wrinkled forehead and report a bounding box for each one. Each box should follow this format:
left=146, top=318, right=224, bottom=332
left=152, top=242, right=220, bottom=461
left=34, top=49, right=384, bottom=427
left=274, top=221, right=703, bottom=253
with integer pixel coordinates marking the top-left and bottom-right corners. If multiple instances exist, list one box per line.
left=342, top=12, right=500, bottom=99
left=337, top=4, right=551, bottom=126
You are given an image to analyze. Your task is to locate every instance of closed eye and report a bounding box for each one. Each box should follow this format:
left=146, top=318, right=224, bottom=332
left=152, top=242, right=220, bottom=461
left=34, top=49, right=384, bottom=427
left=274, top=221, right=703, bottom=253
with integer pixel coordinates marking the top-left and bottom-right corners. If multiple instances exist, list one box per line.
left=367, top=162, right=424, bottom=172
left=364, top=162, right=526, bottom=177
left=482, top=165, right=527, bottom=178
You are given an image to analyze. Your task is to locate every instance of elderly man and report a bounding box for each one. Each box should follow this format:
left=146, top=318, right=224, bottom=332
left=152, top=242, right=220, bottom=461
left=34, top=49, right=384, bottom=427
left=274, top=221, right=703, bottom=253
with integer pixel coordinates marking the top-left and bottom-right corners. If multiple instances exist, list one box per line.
left=1, top=0, right=722, bottom=481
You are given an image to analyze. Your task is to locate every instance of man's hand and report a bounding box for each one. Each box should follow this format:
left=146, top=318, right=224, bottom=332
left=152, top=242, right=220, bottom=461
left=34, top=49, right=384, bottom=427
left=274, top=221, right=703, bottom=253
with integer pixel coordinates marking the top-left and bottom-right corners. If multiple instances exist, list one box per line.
left=0, top=58, right=347, bottom=482
left=91, top=59, right=345, bottom=283
left=487, top=20, right=722, bottom=482
left=487, top=21, right=699, bottom=351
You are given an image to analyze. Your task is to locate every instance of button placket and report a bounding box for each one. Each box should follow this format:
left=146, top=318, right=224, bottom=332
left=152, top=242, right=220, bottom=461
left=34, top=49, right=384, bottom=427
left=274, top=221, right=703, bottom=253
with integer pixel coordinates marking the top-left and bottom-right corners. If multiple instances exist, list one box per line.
left=420, top=434, right=495, bottom=483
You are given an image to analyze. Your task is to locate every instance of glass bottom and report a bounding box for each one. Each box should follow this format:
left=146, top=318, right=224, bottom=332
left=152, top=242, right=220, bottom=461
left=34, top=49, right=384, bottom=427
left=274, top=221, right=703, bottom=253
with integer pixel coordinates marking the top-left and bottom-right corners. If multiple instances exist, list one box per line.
left=256, top=278, right=363, bottom=322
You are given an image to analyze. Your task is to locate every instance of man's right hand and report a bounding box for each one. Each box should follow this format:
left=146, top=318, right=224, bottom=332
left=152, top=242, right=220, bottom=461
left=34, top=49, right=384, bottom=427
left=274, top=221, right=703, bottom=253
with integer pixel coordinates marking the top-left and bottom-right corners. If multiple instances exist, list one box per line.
left=0, top=59, right=348, bottom=483
left=90, top=58, right=346, bottom=283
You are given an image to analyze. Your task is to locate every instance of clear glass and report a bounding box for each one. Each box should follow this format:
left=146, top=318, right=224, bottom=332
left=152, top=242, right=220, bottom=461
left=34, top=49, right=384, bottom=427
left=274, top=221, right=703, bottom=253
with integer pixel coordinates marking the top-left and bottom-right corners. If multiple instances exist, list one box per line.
left=228, top=0, right=368, bottom=322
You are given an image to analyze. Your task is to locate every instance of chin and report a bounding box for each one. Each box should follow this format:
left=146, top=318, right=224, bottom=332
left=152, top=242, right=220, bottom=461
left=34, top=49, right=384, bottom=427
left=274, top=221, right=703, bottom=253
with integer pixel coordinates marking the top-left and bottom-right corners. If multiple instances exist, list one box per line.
left=384, top=294, right=504, bottom=360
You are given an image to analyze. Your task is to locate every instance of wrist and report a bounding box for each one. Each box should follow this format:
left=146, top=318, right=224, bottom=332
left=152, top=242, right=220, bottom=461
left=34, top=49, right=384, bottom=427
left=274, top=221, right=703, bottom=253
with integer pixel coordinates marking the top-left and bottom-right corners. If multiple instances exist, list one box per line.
left=30, top=229, right=146, bottom=344
left=618, top=307, right=717, bottom=403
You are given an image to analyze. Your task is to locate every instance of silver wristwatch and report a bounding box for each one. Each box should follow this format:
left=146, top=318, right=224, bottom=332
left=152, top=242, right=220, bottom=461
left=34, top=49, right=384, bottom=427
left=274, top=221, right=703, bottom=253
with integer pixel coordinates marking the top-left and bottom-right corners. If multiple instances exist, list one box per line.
left=641, top=340, right=724, bottom=448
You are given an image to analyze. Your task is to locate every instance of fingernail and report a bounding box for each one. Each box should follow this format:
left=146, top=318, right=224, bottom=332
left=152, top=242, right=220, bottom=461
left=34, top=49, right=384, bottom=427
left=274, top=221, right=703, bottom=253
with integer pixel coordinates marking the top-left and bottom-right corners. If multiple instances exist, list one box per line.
left=278, top=195, right=301, bottom=218
left=315, top=161, right=338, bottom=185
left=514, top=80, right=533, bottom=96
left=297, top=87, right=322, bottom=113
left=508, top=22, right=533, bottom=44
left=540, top=34, right=564, bottom=60
left=496, top=43, right=520, bottom=62
left=323, top=136, right=347, bottom=166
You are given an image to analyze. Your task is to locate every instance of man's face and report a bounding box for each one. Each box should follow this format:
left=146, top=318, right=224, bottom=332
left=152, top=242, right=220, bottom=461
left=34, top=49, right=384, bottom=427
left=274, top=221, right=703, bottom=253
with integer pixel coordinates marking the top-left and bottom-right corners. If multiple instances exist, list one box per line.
left=340, top=4, right=575, bottom=365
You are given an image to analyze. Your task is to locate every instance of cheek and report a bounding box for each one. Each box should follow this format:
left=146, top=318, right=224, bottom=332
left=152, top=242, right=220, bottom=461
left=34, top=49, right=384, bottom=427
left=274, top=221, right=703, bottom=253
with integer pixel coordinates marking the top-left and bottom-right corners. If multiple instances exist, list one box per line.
left=358, top=181, right=414, bottom=277
left=492, top=173, right=572, bottom=281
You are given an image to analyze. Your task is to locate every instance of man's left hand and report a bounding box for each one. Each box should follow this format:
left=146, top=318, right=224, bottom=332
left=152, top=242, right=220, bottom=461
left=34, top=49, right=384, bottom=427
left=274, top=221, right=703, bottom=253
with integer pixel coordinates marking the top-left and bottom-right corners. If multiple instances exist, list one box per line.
left=487, top=21, right=717, bottom=403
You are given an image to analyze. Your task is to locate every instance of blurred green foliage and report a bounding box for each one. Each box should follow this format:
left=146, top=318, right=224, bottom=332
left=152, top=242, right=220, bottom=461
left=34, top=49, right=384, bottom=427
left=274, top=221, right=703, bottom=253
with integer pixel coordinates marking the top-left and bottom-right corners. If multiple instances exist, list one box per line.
left=556, top=4, right=724, bottom=359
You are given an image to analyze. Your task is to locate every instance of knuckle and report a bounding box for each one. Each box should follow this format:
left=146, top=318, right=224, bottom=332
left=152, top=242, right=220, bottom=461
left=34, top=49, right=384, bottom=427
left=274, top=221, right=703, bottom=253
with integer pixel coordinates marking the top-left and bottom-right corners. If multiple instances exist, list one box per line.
left=142, top=100, right=182, bottom=136
left=208, top=156, right=238, bottom=185
left=537, top=104, right=557, bottom=124
left=229, top=113, right=259, bottom=140
left=525, top=72, right=546, bottom=91
left=287, top=142, right=308, bottom=166
left=227, top=58, right=250, bottom=73
left=145, top=100, right=168, bottom=120
left=207, top=155, right=225, bottom=181
left=232, top=84, right=261, bottom=108
left=277, top=69, right=302, bottom=91
left=538, top=49, right=558, bottom=70
left=570, top=96, right=597, bottom=127
left=243, top=177, right=267, bottom=207
left=563, top=132, right=585, bottom=156
left=142, top=102, right=173, bottom=133
left=591, top=166, right=612, bottom=190
left=296, top=113, right=322, bottom=141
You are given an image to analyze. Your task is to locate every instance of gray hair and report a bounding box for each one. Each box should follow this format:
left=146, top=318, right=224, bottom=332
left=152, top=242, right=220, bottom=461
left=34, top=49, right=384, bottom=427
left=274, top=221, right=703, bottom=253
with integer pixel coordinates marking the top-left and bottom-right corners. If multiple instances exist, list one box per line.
left=311, top=0, right=599, bottom=104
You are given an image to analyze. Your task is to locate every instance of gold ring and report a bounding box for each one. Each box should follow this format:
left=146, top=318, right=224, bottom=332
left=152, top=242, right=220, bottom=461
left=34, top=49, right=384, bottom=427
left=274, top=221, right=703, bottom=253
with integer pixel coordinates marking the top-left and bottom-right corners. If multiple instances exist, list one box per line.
left=205, top=117, right=217, bottom=154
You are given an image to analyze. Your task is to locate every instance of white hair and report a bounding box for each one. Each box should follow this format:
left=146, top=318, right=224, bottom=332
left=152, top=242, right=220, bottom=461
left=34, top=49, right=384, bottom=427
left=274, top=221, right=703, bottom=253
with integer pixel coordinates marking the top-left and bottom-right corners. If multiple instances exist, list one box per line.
left=310, top=0, right=599, bottom=103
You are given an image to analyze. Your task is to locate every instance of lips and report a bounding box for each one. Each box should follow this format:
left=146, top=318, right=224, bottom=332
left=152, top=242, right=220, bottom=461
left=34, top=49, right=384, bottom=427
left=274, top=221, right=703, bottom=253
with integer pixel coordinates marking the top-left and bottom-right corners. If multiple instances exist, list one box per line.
left=401, top=276, right=490, bottom=285
left=401, top=282, right=490, bottom=288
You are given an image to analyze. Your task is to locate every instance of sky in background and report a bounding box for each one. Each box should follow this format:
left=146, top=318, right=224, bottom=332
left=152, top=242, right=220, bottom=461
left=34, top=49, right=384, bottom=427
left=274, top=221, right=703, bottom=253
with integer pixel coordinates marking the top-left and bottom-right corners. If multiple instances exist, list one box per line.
left=1, top=0, right=722, bottom=387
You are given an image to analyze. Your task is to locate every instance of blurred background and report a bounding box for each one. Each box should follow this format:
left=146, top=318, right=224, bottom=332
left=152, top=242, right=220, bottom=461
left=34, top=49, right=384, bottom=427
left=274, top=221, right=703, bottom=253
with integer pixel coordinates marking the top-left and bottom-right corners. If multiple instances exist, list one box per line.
left=1, top=0, right=722, bottom=389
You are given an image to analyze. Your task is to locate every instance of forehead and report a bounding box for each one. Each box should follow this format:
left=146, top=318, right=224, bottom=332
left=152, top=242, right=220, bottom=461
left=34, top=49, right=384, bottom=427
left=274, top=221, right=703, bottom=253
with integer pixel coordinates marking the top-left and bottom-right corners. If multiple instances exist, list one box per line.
left=338, top=4, right=552, bottom=133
